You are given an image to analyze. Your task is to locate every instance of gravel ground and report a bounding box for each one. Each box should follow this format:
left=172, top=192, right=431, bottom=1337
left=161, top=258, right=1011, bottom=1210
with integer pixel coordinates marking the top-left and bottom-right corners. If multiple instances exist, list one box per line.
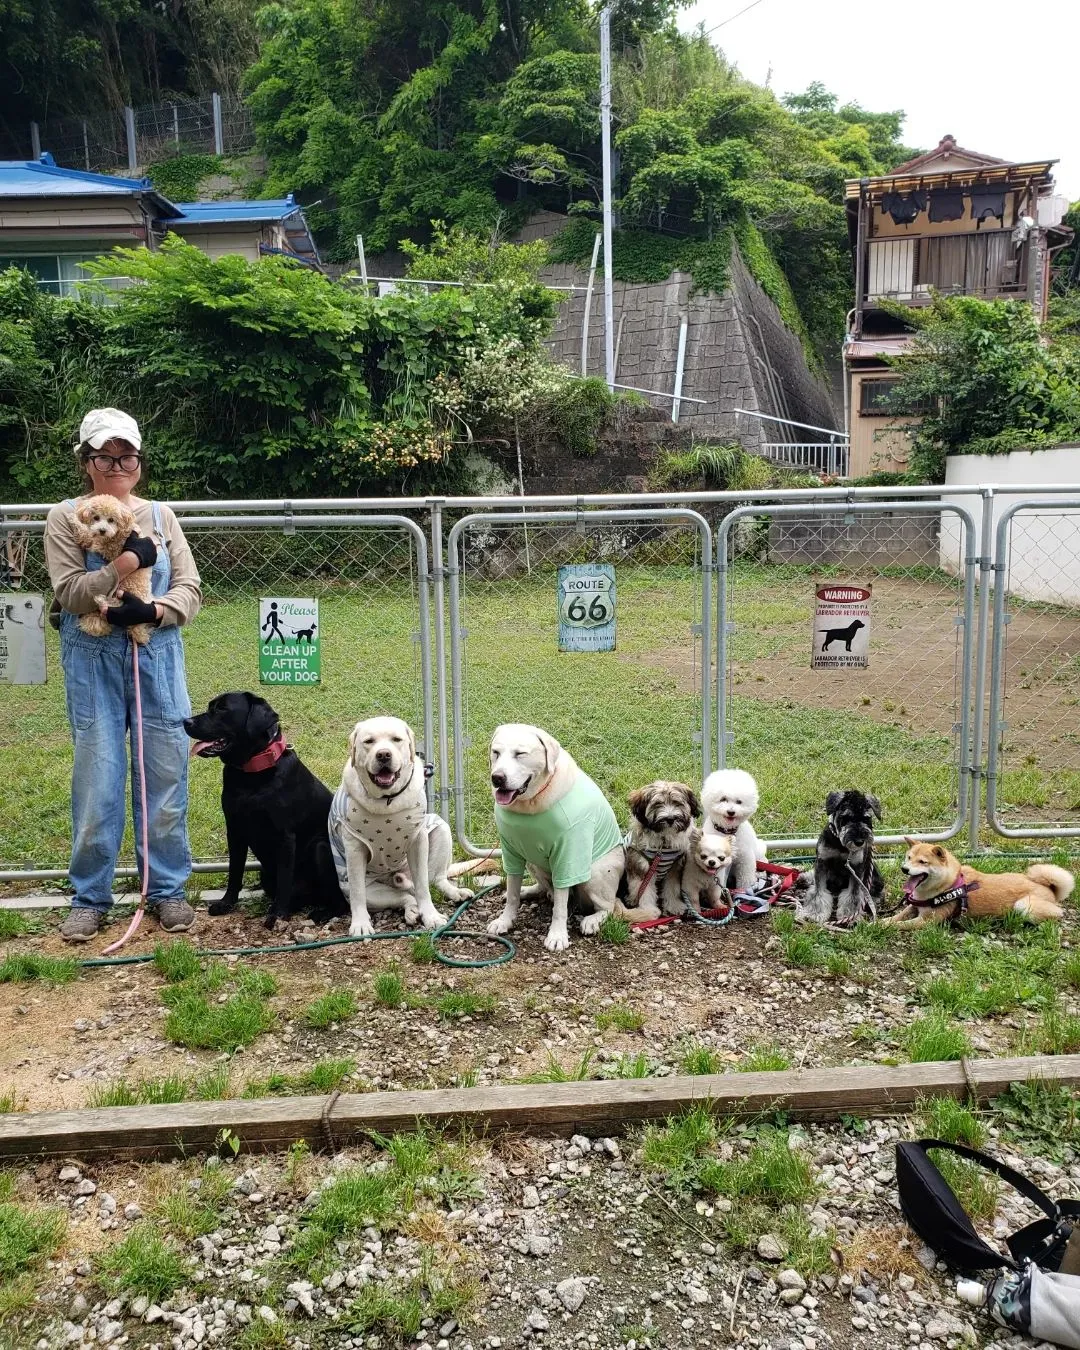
left=3, top=1109, right=1076, bottom=1350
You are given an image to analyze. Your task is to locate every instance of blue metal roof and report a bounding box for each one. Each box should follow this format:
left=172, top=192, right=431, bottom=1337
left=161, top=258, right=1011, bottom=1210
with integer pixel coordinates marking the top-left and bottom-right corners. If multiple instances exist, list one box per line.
left=168, top=195, right=301, bottom=226
left=0, top=153, right=179, bottom=215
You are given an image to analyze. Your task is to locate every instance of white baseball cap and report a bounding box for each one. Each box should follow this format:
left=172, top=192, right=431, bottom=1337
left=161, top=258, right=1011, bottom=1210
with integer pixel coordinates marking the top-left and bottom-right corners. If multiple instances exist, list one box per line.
left=77, top=408, right=142, bottom=454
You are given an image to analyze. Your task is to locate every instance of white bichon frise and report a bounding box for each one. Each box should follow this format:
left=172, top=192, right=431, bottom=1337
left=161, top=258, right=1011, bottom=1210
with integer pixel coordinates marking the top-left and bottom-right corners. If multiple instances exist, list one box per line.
left=700, top=768, right=766, bottom=891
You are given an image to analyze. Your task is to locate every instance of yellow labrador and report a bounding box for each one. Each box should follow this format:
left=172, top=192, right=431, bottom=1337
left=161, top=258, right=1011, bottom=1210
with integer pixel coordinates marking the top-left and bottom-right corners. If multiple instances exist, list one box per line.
left=487, top=723, right=624, bottom=951
left=329, top=716, right=477, bottom=937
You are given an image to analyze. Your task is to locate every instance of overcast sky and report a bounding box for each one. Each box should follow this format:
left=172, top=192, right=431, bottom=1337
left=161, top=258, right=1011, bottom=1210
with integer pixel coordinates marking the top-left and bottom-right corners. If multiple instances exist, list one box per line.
left=679, top=0, right=1079, bottom=201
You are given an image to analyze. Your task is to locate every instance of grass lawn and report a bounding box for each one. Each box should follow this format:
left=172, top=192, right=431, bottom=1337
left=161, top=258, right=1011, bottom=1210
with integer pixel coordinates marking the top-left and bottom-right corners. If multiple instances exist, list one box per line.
left=2, top=560, right=971, bottom=873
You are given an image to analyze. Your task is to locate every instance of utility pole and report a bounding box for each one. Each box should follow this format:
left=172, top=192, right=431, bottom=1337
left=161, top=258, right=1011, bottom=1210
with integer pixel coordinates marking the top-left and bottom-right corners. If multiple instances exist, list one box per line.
left=599, top=5, right=615, bottom=392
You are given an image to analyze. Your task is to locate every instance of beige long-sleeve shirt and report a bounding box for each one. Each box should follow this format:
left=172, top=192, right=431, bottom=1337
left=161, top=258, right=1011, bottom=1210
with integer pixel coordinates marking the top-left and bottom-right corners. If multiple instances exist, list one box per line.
left=44, top=495, right=203, bottom=628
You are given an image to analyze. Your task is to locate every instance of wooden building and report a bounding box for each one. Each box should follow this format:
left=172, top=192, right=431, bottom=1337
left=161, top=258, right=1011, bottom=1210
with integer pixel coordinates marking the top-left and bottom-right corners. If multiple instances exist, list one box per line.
left=844, top=135, right=1072, bottom=476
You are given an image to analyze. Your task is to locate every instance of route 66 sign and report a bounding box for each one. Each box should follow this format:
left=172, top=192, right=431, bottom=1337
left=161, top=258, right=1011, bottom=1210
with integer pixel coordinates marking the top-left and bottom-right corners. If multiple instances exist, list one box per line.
left=558, top=564, right=616, bottom=652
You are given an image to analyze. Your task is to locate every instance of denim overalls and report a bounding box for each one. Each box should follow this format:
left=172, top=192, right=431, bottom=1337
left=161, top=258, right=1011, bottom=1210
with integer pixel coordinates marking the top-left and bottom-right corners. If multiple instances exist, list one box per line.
left=59, top=501, right=192, bottom=911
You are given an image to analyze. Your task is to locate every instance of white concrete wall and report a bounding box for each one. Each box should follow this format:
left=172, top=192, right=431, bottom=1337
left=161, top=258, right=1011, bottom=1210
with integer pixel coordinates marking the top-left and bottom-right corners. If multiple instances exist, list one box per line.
left=940, top=447, right=1080, bottom=604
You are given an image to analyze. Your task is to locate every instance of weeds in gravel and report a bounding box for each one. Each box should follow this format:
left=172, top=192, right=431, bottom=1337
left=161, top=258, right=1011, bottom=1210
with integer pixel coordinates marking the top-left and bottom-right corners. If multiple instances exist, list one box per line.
left=434, top=991, right=496, bottom=1021
left=243, top=1058, right=358, bottom=1098
left=520, top=1049, right=595, bottom=1084
left=97, top=1223, right=187, bottom=1301
left=776, top=1205, right=835, bottom=1276
left=991, top=1079, right=1080, bottom=1159
left=0, top=1198, right=65, bottom=1278
left=153, top=939, right=203, bottom=983
left=596, top=1003, right=645, bottom=1033
left=156, top=1164, right=233, bottom=1239
left=903, top=1013, right=971, bottom=1062
left=88, top=1066, right=231, bottom=1109
left=739, top=1043, right=792, bottom=1073
left=699, top=1132, right=817, bottom=1205
left=290, top=1131, right=478, bottom=1270
left=680, top=1042, right=723, bottom=1075
left=771, top=913, right=895, bottom=979
left=915, top=1095, right=986, bottom=1149
left=0, top=910, right=45, bottom=939
left=410, top=934, right=437, bottom=964
left=164, top=982, right=275, bottom=1053
left=303, top=989, right=358, bottom=1028
left=913, top=925, right=955, bottom=958
left=0, top=953, right=78, bottom=985
left=598, top=915, right=631, bottom=944
left=1017, top=1001, right=1080, bottom=1056
left=641, top=1104, right=725, bottom=1192
left=347, top=1257, right=478, bottom=1338
left=604, top=1052, right=653, bottom=1079
left=922, top=931, right=1062, bottom=1018
left=0, top=1092, right=24, bottom=1113
left=373, top=969, right=406, bottom=1008
left=1063, top=952, right=1080, bottom=990
left=235, top=1320, right=290, bottom=1350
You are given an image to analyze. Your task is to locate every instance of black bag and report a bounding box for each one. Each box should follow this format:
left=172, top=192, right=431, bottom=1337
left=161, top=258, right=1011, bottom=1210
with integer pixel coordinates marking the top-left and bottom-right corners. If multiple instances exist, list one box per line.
left=896, top=1139, right=1080, bottom=1273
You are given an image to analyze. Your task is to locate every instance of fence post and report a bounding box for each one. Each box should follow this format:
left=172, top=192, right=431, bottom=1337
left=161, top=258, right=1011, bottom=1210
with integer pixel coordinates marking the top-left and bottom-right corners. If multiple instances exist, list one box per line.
left=30, top=122, right=41, bottom=160
left=212, top=93, right=224, bottom=155
left=82, top=121, right=91, bottom=172
left=124, top=106, right=137, bottom=172
left=172, top=103, right=180, bottom=148
left=969, top=488, right=995, bottom=851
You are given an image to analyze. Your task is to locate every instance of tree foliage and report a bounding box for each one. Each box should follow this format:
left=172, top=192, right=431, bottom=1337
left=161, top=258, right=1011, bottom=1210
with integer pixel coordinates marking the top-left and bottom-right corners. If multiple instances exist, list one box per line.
left=0, top=240, right=571, bottom=500
left=883, top=295, right=1080, bottom=481
left=243, top=3, right=913, bottom=350
left=0, top=0, right=260, bottom=132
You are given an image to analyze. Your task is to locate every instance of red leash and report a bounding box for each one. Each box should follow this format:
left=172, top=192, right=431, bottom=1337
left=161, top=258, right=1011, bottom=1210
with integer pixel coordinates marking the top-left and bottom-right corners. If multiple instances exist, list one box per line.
left=102, top=636, right=149, bottom=954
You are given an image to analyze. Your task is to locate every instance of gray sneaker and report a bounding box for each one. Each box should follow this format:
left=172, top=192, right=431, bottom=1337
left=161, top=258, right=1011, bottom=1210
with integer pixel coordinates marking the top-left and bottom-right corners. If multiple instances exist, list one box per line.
left=60, top=908, right=104, bottom=943
left=157, top=899, right=196, bottom=933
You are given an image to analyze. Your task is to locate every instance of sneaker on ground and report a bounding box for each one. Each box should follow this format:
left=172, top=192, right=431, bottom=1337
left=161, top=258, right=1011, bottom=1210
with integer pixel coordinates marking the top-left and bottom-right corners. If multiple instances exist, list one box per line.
left=157, top=899, right=196, bottom=933
left=60, top=908, right=104, bottom=943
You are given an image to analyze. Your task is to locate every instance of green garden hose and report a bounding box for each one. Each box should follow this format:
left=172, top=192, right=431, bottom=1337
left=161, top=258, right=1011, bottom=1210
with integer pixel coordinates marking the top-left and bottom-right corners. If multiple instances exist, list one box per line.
left=77, top=885, right=514, bottom=971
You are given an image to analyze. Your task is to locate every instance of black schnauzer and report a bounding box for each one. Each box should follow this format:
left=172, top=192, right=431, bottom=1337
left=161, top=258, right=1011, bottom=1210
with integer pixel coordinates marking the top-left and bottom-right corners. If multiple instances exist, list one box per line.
left=795, top=789, right=884, bottom=926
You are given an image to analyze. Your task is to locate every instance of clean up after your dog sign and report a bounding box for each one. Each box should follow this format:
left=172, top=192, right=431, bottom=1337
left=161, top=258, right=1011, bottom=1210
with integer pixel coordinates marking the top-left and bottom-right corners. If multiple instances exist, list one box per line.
left=812, top=583, right=871, bottom=670
left=259, top=597, right=320, bottom=685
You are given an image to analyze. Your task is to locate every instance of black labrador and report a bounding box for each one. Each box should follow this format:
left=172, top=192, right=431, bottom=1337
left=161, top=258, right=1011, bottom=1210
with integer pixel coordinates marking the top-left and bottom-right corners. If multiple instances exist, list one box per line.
left=184, top=692, right=346, bottom=929
left=795, top=789, right=885, bottom=926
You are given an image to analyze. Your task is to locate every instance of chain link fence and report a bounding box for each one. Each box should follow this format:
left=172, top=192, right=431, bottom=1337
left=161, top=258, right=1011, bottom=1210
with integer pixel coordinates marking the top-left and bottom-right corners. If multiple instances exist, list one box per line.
left=986, top=499, right=1080, bottom=839
left=0, top=514, right=429, bottom=875
left=26, top=93, right=255, bottom=175
left=716, top=499, right=977, bottom=845
left=3, top=489, right=1080, bottom=882
left=445, top=509, right=711, bottom=853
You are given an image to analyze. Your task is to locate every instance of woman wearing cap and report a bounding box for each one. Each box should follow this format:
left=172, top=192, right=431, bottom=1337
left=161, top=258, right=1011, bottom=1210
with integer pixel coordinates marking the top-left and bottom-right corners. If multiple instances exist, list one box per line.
left=43, top=409, right=203, bottom=942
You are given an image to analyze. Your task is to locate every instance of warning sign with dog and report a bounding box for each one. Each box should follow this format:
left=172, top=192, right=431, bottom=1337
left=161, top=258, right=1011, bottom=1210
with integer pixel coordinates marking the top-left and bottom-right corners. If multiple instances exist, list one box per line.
left=812, top=583, right=871, bottom=669
left=0, top=594, right=46, bottom=685
left=558, top=564, right=616, bottom=653
left=259, top=598, right=320, bottom=685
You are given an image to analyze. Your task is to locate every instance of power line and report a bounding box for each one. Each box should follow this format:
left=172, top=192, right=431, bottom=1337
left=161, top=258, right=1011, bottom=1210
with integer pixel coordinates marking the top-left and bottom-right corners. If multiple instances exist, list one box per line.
left=700, top=0, right=768, bottom=38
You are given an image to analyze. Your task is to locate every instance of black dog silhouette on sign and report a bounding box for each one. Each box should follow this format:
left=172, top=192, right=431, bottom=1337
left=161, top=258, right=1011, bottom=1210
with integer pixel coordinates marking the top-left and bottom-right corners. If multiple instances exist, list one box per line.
left=292, top=624, right=317, bottom=643
left=820, top=619, right=865, bottom=652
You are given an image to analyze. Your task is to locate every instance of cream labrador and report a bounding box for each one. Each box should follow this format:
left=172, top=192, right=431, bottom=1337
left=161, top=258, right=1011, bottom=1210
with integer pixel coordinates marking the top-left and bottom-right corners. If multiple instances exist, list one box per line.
left=487, top=723, right=624, bottom=952
left=329, top=715, right=477, bottom=938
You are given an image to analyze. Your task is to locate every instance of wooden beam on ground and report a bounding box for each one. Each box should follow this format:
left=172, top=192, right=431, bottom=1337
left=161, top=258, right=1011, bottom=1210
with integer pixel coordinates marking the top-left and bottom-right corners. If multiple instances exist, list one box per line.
left=1, top=1055, right=1077, bottom=1164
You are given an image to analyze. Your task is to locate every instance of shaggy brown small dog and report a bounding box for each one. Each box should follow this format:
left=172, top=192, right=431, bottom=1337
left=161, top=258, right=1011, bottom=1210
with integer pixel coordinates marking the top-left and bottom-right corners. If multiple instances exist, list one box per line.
left=616, top=780, right=700, bottom=922
left=888, top=838, right=1074, bottom=929
left=671, top=827, right=733, bottom=917
left=72, top=495, right=154, bottom=646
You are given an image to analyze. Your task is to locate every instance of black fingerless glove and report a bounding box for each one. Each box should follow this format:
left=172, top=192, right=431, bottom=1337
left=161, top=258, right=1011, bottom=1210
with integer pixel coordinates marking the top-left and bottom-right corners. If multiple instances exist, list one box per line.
left=121, top=531, right=157, bottom=569
left=107, top=591, right=160, bottom=628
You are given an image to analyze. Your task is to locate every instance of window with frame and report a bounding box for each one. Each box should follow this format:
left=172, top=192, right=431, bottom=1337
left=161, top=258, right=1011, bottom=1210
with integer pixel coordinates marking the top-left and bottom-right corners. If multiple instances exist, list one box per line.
left=859, top=378, right=932, bottom=417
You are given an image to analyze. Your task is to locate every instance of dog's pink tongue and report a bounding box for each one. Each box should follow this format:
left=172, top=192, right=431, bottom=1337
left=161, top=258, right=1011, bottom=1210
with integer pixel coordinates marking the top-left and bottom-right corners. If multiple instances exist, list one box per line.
left=495, top=787, right=517, bottom=806
left=903, top=876, right=918, bottom=898
left=189, top=741, right=213, bottom=758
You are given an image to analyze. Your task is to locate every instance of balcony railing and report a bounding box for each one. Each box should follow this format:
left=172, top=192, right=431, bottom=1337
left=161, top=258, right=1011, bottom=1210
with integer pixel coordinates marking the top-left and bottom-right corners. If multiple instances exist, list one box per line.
left=863, top=231, right=1028, bottom=306
left=762, top=442, right=850, bottom=478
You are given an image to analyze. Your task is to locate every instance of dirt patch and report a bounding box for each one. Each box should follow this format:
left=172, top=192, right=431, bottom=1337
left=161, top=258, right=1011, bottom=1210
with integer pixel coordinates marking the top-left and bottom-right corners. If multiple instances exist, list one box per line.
left=0, top=883, right=1069, bottom=1114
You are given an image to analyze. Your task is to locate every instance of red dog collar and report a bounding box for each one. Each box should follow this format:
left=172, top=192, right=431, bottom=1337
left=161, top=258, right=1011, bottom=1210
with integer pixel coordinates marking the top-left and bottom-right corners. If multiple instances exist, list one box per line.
left=240, top=735, right=289, bottom=773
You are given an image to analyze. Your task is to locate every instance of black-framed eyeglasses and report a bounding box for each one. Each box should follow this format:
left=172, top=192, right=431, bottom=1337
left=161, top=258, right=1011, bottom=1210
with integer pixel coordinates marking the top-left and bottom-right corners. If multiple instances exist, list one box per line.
left=84, top=452, right=142, bottom=473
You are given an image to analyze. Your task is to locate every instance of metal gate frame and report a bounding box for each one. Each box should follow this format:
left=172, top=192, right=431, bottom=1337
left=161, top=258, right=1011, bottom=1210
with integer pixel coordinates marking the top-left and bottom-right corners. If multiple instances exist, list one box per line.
left=0, top=512, right=433, bottom=883
left=715, top=499, right=979, bottom=849
left=446, top=508, right=713, bottom=856
left=986, top=496, right=1080, bottom=839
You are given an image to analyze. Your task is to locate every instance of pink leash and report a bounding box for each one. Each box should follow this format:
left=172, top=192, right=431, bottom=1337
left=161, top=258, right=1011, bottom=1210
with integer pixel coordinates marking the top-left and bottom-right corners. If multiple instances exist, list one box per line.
left=102, top=636, right=150, bottom=954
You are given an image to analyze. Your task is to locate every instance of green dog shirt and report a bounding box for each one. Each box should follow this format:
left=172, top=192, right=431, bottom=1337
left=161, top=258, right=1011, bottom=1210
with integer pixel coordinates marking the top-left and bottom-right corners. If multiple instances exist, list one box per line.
left=494, top=774, right=623, bottom=889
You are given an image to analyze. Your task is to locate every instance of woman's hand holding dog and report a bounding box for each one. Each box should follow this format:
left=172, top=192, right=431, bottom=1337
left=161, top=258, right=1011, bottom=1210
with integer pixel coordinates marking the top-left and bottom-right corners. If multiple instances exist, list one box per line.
left=100, top=591, right=161, bottom=627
